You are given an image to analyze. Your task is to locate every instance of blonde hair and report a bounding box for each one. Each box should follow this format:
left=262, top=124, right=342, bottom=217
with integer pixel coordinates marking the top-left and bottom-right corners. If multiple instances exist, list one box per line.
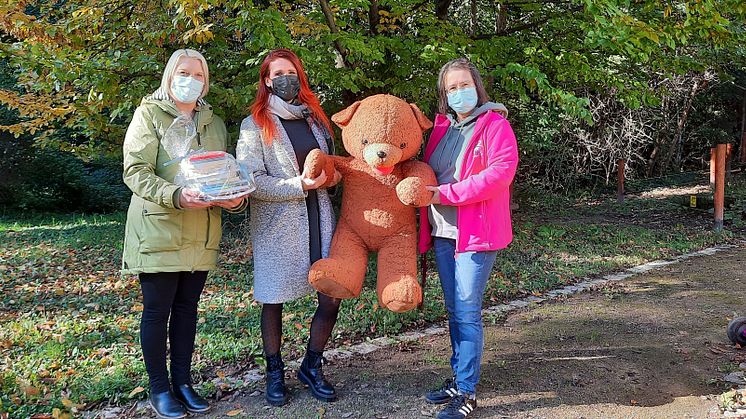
left=150, top=49, right=210, bottom=104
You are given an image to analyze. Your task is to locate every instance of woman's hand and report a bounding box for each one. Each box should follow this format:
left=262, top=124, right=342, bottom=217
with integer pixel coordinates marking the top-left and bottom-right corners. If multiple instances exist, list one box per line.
left=179, top=189, right=212, bottom=209
left=300, top=166, right=328, bottom=191
left=212, top=195, right=247, bottom=210
left=426, top=185, right=441, bottom=205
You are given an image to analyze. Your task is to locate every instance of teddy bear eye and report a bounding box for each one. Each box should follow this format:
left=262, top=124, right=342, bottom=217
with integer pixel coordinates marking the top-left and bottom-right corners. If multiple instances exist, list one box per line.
left=399, top=143, right=407, bottom=149
left=362, top=139, right=369, bottom=145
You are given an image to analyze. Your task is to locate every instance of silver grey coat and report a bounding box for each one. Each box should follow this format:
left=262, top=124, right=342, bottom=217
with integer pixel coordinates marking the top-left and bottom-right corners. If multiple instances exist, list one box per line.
left=236, top=115, right=335, bottom=303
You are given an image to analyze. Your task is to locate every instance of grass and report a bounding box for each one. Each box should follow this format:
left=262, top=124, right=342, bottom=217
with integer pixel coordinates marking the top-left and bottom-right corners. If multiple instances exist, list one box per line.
left=1, top=180, right=743, bottom=417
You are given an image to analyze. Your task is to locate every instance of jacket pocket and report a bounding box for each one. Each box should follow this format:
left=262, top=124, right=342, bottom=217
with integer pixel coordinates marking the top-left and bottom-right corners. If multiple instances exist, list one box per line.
left=206, top=206, right=222, bottom=250
left=139, top=200, right=183, bottom=253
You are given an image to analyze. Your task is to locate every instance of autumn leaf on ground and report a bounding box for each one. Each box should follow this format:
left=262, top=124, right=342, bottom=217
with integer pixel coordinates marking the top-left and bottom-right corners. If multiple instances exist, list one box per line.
left=22, top=385, right=40, bottom=397
left=226, top=409, right=243, bottom=416
left=128, top=386, right=145, bottom=398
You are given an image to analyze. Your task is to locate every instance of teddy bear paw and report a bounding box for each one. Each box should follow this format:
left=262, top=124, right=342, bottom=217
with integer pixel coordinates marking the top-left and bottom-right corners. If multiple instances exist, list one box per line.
left=396, top=177, right=432, bottom=207
left=380, top=279, right=422, bottom=313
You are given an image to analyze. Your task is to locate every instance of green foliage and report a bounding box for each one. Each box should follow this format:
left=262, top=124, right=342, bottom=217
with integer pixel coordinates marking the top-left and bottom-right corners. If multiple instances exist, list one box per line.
left=0, top=0, right=743, bottom=163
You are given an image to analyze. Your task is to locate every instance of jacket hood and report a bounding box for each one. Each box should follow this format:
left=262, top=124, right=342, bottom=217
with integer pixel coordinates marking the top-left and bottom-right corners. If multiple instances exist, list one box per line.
left=449, top=102, right=508, bottom=127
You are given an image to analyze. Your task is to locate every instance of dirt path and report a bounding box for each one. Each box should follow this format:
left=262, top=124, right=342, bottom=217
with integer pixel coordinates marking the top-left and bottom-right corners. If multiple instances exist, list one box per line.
left=132, top=245, right=746, bottom=418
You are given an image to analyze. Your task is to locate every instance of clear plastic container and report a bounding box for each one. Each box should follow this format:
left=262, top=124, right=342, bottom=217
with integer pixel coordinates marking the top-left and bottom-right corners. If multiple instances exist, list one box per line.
left=176, top=150, right=255, bottom=201
left=162, top=115, right=255, bottom=201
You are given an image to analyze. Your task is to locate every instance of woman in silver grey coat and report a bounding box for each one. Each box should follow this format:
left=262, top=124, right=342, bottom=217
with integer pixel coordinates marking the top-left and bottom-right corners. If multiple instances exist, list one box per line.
left=236, top=48, right=342, bottom=406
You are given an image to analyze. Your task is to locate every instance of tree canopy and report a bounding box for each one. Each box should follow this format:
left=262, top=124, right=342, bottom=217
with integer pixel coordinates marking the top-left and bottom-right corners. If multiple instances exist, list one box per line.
left=1, top=0, right=745, bottom=182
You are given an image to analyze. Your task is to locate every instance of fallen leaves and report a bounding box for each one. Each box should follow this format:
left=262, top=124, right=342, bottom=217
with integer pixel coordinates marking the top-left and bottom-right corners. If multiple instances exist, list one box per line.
left=128, top=386, right=145, bottom=398
left=60, top=398, right=85, bottom=410
left=225, top=409, right=243, bottom=416
left=21, top=384, right=40, bottom=397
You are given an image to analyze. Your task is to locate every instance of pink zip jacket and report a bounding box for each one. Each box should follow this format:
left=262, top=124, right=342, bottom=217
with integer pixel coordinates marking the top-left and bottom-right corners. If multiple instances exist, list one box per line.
left=418, top=110, right=518, bottom=254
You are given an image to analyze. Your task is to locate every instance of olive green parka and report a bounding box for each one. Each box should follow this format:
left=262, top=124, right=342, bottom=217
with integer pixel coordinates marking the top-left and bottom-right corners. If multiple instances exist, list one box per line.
left=121, top=97, right=231, bottom=275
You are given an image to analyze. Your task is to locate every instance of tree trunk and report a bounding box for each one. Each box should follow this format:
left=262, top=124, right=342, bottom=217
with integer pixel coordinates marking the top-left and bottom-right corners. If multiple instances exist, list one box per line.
left=496, top=1, right=508, bottom=34
left=319, top=0, right=351, bottom=68
left=436, top=0, right=452, bottom=20
left=661, top=75, right=704, bottom=172
left=369, top=0, right=379, bottom=35
left=470, top=0, right=477, bottom=36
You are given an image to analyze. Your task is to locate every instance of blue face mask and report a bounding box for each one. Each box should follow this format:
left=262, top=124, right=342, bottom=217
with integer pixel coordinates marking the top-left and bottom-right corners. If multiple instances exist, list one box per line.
left=170, top=75, right=204, bottom=104
left=447, top=87, right=478, bottom=114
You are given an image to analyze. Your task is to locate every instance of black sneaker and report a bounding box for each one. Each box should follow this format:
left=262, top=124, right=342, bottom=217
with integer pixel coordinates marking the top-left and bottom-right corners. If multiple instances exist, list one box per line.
left=425, top=377, right=458, bottom=404
left=437, top=394, right=476, bottom=419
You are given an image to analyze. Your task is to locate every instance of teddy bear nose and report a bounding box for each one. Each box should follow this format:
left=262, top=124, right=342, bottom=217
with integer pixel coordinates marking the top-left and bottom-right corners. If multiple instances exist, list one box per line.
left=377, top=151, right=387, bottom=159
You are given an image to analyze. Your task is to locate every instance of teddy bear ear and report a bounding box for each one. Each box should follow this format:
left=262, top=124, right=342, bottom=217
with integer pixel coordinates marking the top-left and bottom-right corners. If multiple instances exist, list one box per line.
left=331, top=101, right=362, bottom=128
left=409, top=103, right=433, bottom=132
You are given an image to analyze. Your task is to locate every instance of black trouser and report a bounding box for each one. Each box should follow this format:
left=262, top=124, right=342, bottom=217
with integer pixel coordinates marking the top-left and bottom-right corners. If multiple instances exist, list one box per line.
left=139, top=271, right=207, bottom=393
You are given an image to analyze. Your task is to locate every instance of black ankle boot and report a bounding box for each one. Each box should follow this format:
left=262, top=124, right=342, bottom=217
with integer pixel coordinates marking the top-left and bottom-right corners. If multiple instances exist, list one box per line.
left=149, top=391, right=187, bottom=419
left=265, top=353, right=289, bottom=406
left=173, top=384, right=210, bottom=413
left=297, top=348, right=337, bottom=402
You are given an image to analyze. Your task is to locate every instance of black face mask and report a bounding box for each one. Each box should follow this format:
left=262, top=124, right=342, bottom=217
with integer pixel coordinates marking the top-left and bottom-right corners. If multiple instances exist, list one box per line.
left=271, top=74, right=301, bottom=102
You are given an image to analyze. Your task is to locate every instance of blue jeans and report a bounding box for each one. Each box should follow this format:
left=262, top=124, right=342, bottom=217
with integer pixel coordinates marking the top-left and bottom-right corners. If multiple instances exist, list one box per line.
left=433, top=237, right=497, bottom=395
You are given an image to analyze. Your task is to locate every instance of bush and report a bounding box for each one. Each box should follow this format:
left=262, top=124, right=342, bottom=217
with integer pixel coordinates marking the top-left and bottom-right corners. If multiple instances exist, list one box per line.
left=0, top=141, right=129, bottom=213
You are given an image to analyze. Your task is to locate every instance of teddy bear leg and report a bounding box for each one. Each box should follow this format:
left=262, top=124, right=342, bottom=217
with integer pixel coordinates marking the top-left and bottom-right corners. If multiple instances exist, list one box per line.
left=308, top=223, right=368, bottom=299
left=376, top=234, right=422, bottom=313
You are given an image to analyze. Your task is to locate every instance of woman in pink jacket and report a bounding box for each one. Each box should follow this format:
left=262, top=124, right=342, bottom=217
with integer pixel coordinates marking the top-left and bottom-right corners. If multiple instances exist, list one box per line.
left=420, top=58, right=518, bottom=419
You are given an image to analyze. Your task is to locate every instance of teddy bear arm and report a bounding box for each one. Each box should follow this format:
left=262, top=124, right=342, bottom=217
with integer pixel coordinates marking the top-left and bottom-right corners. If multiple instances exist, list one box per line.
left=305, top=149, right=330, bottom=177
left=403, top=160, right=437, bottom=184
left=396, top=160, right=437, bottom=207
left=304, top=149, right=340, bottom=189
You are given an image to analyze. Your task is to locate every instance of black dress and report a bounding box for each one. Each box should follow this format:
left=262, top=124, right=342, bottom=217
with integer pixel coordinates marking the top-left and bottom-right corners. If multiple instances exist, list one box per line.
left=280, top=118, right=322, bottom=263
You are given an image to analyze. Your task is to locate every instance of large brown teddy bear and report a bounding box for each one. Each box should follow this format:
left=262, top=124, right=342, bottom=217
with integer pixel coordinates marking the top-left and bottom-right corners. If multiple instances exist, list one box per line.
left=305, top=94, right=436, bottom=313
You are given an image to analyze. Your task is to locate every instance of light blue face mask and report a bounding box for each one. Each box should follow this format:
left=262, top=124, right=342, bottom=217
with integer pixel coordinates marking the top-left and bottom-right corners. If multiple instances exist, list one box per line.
left=447, top=87, right=478, bottom=114
left=170, top=75, right=204, bottom=104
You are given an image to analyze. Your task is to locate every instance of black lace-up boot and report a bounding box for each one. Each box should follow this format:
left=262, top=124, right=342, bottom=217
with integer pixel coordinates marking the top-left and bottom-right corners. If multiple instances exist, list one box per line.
left=264, top=353, right=289, bottom=406
left=297, top=348, right=337, bottom=402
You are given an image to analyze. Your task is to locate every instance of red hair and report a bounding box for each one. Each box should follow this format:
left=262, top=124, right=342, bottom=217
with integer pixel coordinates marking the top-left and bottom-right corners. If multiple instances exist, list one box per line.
left=250, top=49, right=334, bottom=144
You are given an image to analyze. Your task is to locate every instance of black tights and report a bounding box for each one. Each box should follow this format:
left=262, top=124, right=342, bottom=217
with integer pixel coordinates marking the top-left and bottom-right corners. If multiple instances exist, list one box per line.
left=262, top=292, right=341, bottom=356
left=139, top=271, right=207, bottom=393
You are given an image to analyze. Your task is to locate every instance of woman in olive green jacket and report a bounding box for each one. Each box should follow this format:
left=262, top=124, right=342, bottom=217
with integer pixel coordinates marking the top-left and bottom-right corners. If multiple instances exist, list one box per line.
left=122, top=49, right=246, bottom=419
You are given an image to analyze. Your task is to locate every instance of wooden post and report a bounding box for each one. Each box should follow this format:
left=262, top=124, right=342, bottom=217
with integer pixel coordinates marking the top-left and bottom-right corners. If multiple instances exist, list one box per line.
left=617, top=159, right=625, bottom=203
left=714, top=143, right=726, bottom=230
left=726, top=143, right=733, bottom=184
left=740, top=93, right=746, bottom=162
left=710, top=147, right=716, bottom=189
